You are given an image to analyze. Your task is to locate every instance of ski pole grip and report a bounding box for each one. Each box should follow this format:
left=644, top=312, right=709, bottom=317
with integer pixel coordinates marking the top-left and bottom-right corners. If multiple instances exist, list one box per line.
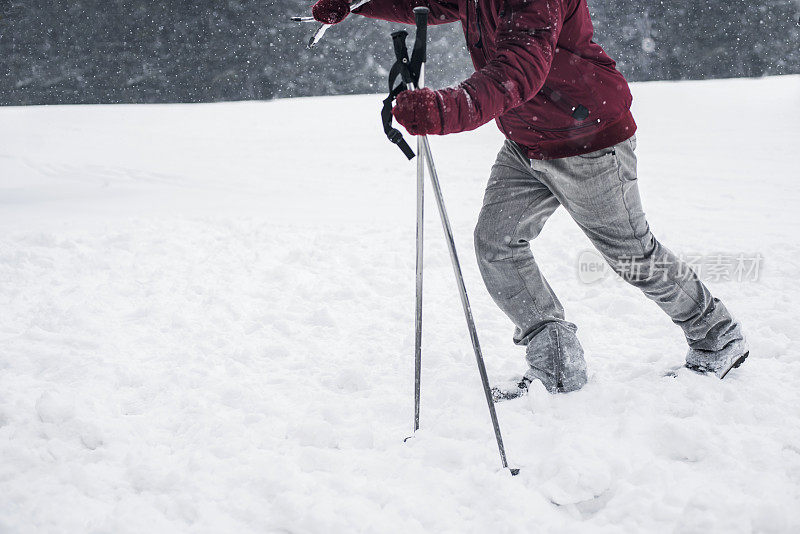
left=412, top=7, right=429, bottom=63
left=391, top=30, right=410, bottom=64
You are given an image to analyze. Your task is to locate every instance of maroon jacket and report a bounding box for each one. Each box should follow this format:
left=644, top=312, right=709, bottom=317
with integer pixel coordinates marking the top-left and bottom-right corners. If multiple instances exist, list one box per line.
left=355, top=0, right=636, bottom=159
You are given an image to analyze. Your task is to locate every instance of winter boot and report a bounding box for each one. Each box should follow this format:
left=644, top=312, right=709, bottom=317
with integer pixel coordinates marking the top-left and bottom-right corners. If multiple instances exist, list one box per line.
left=524, top=322, right=588, bottom=393
left=686, top=337, right=749, bottom=379
left=491, top=375, right=532, bottom=402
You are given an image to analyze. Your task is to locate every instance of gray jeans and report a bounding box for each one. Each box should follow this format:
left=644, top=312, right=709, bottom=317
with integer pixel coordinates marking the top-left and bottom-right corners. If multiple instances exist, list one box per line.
left=474, top=136, right=740, bottom=388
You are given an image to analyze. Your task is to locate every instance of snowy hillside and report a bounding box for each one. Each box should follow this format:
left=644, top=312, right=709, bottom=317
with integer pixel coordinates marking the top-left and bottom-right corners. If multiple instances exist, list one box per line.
left=1, top=75, right=799, bottom=533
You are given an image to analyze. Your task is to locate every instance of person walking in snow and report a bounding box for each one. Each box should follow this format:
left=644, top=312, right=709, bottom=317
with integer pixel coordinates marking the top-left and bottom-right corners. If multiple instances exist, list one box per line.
left=310, top=0, right=749, bottom=392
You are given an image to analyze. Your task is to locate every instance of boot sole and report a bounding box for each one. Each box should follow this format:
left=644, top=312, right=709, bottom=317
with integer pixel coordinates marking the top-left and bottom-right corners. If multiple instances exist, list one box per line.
left=491, top=387, right=527, bottom=403
left=685, top=351, right=749, bottom=379
left=718, top=350, right=749, bottom=379
left=491, top=380, right=530, bottom=403
left=491, top=375, right=541, bottom=402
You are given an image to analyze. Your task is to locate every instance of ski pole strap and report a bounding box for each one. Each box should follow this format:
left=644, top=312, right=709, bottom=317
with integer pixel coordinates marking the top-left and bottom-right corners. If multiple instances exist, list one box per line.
left=380, top=8, right=429, bottom=160
left=381, top=30, right=416, bottom=160
left=382, top=92, right=415, bottom=160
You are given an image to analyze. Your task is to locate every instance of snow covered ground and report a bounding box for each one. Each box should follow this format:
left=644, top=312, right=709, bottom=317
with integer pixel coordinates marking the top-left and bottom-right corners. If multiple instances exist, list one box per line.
left=1, top=75, right=799, bottom=533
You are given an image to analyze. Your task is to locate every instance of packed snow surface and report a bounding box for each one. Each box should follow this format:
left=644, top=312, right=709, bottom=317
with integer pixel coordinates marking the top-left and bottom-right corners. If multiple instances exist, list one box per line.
left=1, top=76, right=799, bottom=533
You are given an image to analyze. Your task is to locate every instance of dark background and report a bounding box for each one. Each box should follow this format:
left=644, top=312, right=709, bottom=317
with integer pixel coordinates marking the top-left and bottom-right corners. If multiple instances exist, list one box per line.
left=1, top=0, right=798, bottom=105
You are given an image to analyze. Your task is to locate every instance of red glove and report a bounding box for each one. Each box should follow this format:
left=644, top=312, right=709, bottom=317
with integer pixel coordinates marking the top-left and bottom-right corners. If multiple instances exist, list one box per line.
left=392, top=88, right=445, bottom=136
left=311, top=0, right=350, bottom=24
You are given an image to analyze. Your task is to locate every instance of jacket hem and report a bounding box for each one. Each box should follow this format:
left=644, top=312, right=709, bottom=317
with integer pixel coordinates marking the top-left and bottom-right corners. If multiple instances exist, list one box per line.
left=520, top=111, right=637, bottom=160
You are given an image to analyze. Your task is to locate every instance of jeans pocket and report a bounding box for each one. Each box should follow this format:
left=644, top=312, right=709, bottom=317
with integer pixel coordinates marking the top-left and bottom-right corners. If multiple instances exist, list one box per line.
left=617, top=137, right=638, bottom=181
left=576, top=145, right=616, bottom=160
left=568, top=146, right=620, bottom=177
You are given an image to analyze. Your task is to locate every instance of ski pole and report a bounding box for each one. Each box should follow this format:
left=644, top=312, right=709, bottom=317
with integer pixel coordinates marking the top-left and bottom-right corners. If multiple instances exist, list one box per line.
left=406, top=7, right=518, bottom=475
left=410, top=8, right=427, bottom=437
left=412, top=51, right=425, bottom=435
left=417, top=135, right=518, bottom=476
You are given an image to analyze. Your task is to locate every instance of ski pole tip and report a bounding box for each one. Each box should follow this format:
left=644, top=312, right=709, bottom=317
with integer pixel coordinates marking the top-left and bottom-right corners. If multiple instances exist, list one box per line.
left=510, top=468, right=520, bottom=476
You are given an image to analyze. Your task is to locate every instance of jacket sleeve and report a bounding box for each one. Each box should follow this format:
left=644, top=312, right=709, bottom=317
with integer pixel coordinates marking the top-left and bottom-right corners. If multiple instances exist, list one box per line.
left=352, top=0, right=459, bottom=25
left=439, top=0, right=564, bottom=134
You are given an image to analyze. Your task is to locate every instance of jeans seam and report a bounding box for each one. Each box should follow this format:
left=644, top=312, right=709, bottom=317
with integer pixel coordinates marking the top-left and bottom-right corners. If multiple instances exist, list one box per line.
left=615, top=151, right=704, bottom=312
left=665, top=257, right=705, bottom=311
left=615, top=153, right=646, bottom=257
left=509, top=194, right=550, bottom=316
left=553, top=327, right=561, bottom=391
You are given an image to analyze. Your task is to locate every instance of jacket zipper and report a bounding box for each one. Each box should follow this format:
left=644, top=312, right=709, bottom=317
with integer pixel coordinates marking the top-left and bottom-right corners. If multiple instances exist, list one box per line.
left=467, top=0, right=485, bottom=53
left=474, top=0, right=484, bottom=50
